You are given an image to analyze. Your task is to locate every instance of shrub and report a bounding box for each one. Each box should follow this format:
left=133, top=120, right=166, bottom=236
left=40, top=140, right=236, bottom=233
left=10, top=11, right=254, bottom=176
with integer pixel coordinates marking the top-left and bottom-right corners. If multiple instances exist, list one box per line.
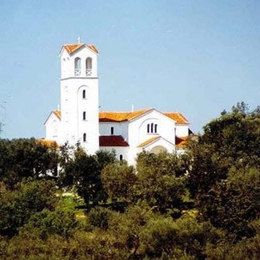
left=0, top=179, right=57, bottom=237
left=24, top=208, right=78, bottom=238
left=88, top=207, right=112, bottom=230
left=101, top=162, right=136, bottom=202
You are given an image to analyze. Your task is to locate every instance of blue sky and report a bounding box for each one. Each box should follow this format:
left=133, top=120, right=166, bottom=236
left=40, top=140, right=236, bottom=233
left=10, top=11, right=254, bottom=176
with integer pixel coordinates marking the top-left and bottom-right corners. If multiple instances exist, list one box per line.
left=0, top=0, right=259, bottom=138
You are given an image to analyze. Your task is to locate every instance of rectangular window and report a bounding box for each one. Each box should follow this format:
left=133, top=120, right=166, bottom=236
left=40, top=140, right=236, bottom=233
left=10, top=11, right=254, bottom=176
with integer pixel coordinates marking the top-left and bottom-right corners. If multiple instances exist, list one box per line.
left=147, top=124, right=150, bottom=133
left=151, top=123, right=154, bottom=133
left=111, top=127, right=114, bottom=135
left=155, top=124, right=157, bottom=133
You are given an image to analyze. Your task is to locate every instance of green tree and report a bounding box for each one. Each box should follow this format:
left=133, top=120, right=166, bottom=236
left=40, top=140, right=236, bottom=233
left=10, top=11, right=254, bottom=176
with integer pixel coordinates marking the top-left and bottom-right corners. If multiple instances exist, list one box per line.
left=132, top=152, right=188, bottom=214
left=88, top=207, right=112, bottom=230
left=188, top=103, right=260, bottom=197
left=107, top=203, right=157, bottom=257
left=24, top=208, right=78, bottom=238
left=60, top=148, right=116, bottom=206
left=139, top=214, right=211, bottom=258
left=0, top=138, right=59, bottom=188
left=0, top=179, right=57, bottom=237
left=205, top=220, right=260, bottom=259
left=101, top=162, right=136, bottom=202
left=187, top=103, right=260, bottom=242
left=199, top=167, right=259, bottom=239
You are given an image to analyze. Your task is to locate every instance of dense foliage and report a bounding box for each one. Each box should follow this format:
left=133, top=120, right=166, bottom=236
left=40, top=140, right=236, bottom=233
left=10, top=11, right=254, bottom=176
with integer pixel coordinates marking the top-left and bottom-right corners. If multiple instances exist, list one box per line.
left=0, top=103, right=259, bottom=259
left=0, top=138, right=58, bottom=188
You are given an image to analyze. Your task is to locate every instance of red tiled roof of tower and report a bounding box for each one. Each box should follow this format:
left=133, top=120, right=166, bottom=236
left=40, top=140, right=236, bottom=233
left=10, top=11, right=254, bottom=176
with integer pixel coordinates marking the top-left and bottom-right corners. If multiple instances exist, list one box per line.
left=87, top=44, right=98, bottom=53
left=63, top=44, right=98, bottom=54
left=53, top=110, right=61, bottom=120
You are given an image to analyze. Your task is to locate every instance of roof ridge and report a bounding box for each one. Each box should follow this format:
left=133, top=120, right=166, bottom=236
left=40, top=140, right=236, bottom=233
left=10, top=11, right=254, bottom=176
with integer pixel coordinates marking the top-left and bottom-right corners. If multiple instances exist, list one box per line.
left=62, top=43, right=98, bottom=54
left=164, top=111, right=181, bottom=113
left=63, top=43, right=84, bottom=45
left=100, top=109, right=150, bottom=113
left=138, top=136, right=160, bottom=148
left=163, top=112, right=189, bottom=124
left=178, top=113, right=188, bottom=122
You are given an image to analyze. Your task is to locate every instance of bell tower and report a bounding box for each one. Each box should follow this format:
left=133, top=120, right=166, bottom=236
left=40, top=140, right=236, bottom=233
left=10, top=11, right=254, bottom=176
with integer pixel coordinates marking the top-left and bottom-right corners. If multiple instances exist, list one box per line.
left=59, top=42, right=99, bottom=154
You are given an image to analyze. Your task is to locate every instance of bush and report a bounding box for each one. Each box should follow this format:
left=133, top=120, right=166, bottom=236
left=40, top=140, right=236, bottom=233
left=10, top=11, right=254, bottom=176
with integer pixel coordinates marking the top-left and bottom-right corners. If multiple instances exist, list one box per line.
left=0, top=179, right=57, bottom=237
left=60, top=149, right=116, bottom=206
left=101, top=162, right=136, bottom=202
left=0, top=138, right=59, bottom=188
left=132, top=152, right=188, bottom=213
left=139, top=213, right=214, bottom=258
left=88, top=207, right=112, bottom=230
left=24, top=208, right=78, bottom=238
left=205, top=234, right=260, bottom=260
left=199, top=167, right=259, bottom=239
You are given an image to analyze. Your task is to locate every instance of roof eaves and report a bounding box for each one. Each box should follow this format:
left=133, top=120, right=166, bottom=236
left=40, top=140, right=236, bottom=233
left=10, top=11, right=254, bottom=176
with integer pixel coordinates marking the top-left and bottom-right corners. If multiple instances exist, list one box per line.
left=44, top=110, right=61, bottom=125
left=138, top=136, right=161, bottom=148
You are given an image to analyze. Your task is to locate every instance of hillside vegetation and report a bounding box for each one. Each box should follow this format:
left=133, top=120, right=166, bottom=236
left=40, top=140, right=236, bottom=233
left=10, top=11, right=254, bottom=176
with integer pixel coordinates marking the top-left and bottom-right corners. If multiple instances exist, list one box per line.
left=0, top=103, right=259, bottom=259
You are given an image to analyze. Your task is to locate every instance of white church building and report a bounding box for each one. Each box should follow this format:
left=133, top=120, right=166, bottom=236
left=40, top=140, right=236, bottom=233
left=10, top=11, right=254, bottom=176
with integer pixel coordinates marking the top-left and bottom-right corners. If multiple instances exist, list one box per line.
left=44, top=42, right=191, bottom=165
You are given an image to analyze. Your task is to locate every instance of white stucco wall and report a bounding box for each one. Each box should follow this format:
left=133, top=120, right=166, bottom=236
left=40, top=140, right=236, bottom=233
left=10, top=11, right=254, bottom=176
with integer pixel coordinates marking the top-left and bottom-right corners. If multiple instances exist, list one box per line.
left=60, top=46, right=98, bottom=79
left=45, top=113, right=61, bottom=144
left=60, top=46, right=99, bottom=154
left=100, top=146, right=129, bottom=161
left=45, top=43, right=191, bottom=163
left=176, top=124, right=189, bottom=137
left=143, top=138, right=175, bottom=153
left=125, top=110, right=176, bottom=165
left=128, top=110, right=176, bottom=147
left=99, top=122, right=129, bottom=140
left=126, top=138, right=176, bottom=165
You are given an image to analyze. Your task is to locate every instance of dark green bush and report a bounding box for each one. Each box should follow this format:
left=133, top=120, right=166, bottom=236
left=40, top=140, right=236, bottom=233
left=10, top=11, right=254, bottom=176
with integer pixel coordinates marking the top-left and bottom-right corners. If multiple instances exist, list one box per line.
left=88, top=207, right=112, bottom=230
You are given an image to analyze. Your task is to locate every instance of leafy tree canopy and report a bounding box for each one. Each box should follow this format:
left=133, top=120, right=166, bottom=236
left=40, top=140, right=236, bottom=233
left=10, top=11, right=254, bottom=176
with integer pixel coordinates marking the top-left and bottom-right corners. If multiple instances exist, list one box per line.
left=0, top=138, right=59, bottom=188
left=188, top=102, right=260, bottom=197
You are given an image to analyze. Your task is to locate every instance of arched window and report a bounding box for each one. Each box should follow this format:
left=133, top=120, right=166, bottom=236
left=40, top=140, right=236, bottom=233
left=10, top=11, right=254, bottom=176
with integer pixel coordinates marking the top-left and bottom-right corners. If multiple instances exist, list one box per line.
left=119, top=155, right=123, bottom=161
left=82, top=89, right=86, bottom=99
left=74, top=57, right=81, bottom=76
left=147, top=124, right=150, bottom=133
left=83, top=111, right=86, bottom=120
left=83, top=133, right=86, bottom=142
left=147, top=123, right=158, bottom=134
left=86, top=57, right=92, bottom=76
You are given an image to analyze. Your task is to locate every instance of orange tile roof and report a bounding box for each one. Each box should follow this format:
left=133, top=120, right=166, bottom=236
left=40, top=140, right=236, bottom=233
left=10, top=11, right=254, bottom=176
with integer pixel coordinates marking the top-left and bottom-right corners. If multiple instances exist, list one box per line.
left=99, top=135, right=129, bottom=147
left=99, top=109, right=188, bottom=124
left=50, top=109, right=189, bottom=124
left=99, top=109, right=151, bottom=122
left=53, top=110, right=61, bottom=120
left=87, top=44, right=98, bottom=53
left=37, top=139, right=58, bottom=148
left=138, top=136, right=160, bottom=148
left=164, top=112, right=189, bottom=124
left=175, top=136, right=189, bottom=148
left=63, top=43, right=98, bottom=54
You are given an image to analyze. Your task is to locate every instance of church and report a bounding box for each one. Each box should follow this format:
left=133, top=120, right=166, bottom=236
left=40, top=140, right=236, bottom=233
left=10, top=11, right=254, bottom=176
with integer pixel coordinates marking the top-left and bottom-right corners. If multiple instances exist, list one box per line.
left=44, top=42, right=191, bottom=165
